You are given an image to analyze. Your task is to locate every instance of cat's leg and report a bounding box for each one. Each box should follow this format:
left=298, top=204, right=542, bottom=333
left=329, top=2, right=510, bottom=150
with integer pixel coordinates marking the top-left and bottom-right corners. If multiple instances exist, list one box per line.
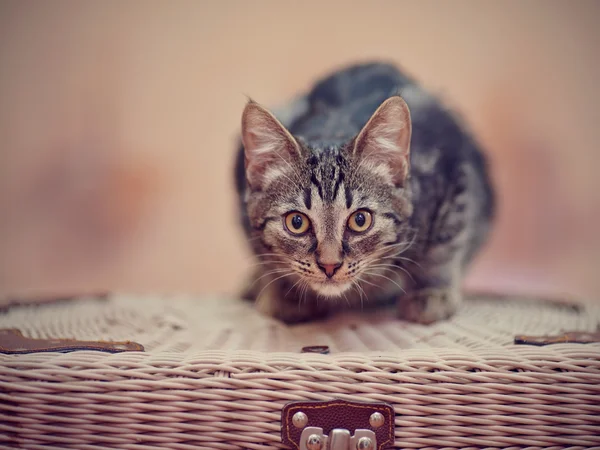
left=397, top=218, right=472, bottom=324
left=397, top=165, right=477, bottom=324
left=397, top=260, right=463, bottom=325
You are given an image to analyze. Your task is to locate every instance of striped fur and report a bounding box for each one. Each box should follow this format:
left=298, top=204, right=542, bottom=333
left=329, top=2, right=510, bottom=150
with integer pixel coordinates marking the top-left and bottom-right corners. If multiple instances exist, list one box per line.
left=235, top=62, right=494, bottom=324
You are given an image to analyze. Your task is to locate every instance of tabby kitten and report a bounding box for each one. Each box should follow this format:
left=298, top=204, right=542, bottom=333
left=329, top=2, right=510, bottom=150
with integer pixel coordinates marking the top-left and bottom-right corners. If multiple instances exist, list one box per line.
left=235, top=63, right=494, bottom=324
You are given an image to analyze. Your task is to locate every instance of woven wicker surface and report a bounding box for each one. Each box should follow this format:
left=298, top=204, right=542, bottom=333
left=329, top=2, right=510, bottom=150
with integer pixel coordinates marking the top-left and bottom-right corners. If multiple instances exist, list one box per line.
left=2, top=293, right=600, bottom=449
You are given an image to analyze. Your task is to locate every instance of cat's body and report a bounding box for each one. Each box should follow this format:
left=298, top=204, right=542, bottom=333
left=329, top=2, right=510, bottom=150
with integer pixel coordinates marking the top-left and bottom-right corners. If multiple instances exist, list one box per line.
left=235, top=63, right=494, bottom=324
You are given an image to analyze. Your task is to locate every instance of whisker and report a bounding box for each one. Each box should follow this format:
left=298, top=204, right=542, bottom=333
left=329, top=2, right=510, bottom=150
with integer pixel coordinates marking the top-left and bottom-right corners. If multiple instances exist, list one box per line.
left=358, top=279, right=370, bottom=301
left=366, top=246, right=411, bottom=265
left=351, top=281, right=364, bottom=309
left=356, top=281, right=368, bottom=308
left=395, top=255, right=422, bottom=268
left=361, top=237, right=419, bottom=276
left=341, top=290, right=351, bottom=308
left=250, top=268, right=292, bottom=288
left=381, top=232, right=418, bottom=255
left=296, top=281, right=305, bottom=307
left=242, top=253, right=288, bottom=264
left=244, top=253, right=299, bottom=269
left=382, top=240, right=413, bottom=250
left=356, top=276, right=379, bottom=290
left=300, top=279, right=310, bottom=306
left=256, top=271, right=294, bottom=302
left=368, top=263, right=415, bottom=282
left=378, top=243, right=413, bottom=258
left=251, top=252, right=293, bottom=260
left=285, top=277, right=303, bottom=299
left=341, top=289, right=352, bottom=307
left=245, top=259, right=286, bottom=269
left=363, top=270, right=406, bottom=294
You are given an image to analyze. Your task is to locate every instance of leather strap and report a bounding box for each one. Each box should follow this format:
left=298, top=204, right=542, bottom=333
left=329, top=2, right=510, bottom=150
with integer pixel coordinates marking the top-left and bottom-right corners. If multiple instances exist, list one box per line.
left=281, top=399, right=394, bottom=449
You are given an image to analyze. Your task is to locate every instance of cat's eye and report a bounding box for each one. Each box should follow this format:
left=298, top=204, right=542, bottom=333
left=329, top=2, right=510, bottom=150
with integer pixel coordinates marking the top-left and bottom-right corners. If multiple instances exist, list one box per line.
left=284, top=212, right=311, bottom=235
left=347, top=209, right=373, bottom=233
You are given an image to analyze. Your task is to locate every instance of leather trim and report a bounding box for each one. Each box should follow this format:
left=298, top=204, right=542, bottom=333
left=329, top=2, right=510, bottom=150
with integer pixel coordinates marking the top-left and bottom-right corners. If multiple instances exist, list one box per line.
left=515, top=331, right=600, bottom=346
left=0, top=328, right=144, bottom=354
left=282, top=399, right=394, bottom=449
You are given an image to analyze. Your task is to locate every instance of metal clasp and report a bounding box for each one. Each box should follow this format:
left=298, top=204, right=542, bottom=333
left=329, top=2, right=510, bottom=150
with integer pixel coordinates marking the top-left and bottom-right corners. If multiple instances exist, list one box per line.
left=299, top=426, right=376, bottom=450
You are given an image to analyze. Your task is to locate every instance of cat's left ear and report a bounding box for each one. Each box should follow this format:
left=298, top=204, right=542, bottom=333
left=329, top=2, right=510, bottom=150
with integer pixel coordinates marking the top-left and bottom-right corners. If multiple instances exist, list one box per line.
left=353, top=96, right=412, bottom=187
left=241, top=100, right=302, bottom=190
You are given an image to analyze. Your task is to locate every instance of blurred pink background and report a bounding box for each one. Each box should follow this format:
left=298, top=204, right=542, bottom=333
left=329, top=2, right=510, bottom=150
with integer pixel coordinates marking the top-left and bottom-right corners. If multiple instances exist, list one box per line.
left=1, top=1, right=599, bottom=301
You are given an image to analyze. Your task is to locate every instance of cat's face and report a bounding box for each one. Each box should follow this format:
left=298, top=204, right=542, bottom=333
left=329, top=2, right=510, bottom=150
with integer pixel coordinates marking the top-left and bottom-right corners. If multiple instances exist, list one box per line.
left=242, top=96, right=413, bottom=297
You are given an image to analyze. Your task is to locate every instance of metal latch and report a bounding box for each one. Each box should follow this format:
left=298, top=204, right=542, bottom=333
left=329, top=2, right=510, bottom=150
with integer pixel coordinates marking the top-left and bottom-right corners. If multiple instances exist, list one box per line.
left=300, top=427, right=376, bottom=450
left=281, top=400, right=394, bottom=450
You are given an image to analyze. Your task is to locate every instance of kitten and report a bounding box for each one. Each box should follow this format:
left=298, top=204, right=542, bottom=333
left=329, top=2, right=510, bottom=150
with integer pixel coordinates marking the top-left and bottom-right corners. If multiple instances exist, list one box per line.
left=235, top=62, right=494, bottom=324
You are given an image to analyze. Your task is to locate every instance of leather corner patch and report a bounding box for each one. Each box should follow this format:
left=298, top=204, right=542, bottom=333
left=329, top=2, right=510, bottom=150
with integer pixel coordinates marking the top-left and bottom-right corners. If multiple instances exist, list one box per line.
left=0, top=328, right=144, bottom=354
left=514, top=331, right=600, bottom=346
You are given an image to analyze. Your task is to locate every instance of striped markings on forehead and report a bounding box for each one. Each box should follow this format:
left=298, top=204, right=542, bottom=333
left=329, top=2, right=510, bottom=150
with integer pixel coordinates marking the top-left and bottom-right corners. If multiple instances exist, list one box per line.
left=305, top=148, right=352, bottom=206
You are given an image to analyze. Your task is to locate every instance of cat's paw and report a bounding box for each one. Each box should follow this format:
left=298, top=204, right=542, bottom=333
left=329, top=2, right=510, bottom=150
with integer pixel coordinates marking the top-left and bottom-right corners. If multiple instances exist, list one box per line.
left=276, top=306, right=331, bottom=325
left=398, top=288, right=462, bottom=325
left=255, top=288, right=329, bottom=325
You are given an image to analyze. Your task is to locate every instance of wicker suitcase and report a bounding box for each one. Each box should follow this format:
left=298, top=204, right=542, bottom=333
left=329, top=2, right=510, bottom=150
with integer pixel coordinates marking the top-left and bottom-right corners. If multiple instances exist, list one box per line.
left=1, top=293, right=599, bottom=449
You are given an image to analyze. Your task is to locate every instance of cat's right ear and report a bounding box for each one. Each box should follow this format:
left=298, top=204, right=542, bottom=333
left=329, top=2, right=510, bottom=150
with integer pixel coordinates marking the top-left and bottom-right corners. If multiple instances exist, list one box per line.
left=241, top=100, right=301, bottom=190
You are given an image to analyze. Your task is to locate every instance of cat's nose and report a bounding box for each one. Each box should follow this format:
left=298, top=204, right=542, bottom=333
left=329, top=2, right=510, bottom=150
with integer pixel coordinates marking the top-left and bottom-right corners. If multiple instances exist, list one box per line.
left=317, top=260, right=342, bottom=278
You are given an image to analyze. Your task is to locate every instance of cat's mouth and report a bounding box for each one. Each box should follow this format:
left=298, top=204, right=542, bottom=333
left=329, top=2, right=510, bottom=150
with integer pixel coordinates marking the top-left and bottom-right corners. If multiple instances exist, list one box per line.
left=310, top=279, right=353, bottom=298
